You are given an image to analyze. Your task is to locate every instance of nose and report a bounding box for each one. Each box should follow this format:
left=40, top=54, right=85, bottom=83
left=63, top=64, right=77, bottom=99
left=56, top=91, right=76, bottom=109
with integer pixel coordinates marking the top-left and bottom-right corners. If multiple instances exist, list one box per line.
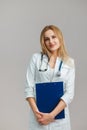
left=49, top=38, right=53, bottom=43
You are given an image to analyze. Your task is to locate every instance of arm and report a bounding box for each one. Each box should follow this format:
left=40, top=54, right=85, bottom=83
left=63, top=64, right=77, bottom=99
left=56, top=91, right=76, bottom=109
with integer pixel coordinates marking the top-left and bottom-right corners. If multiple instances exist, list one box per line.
left=25, top=54, right=42, bottom=120
left=50, top=63, right=75, bottom=117
left=26, top=97, right=42, bottom=119
left=26, top=97, right=38, bottom=114
left=50, top=99, right=66, bottom=118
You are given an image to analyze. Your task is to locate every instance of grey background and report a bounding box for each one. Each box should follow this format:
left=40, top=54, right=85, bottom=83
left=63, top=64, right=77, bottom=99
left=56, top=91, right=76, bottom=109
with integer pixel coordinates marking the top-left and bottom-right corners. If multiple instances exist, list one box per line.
left=0, top=0, right=87, bottom=130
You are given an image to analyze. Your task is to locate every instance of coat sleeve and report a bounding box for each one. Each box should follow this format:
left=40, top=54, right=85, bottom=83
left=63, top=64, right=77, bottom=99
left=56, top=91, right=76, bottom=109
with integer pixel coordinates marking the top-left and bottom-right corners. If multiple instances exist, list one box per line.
left=25, top=54, right=37, bottom=99
left=61, top=60, right=75, bottom=105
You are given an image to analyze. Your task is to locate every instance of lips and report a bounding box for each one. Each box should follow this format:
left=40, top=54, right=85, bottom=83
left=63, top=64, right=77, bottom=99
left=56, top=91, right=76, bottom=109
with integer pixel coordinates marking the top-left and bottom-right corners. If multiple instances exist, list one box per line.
left=49, top=44, right=55, bottom=48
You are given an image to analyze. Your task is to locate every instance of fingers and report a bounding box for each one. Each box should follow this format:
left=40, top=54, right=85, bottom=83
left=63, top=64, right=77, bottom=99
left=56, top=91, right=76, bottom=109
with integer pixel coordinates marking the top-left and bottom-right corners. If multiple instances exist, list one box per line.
left=35, top=112, right=55, bottom=125
left=37, top=113, right=55, bottom=125
left=39, top=119, right=54, bottom=125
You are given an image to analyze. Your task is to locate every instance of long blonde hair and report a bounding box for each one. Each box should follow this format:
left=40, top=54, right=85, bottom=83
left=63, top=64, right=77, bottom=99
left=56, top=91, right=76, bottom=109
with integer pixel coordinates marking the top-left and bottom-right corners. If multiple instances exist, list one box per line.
left=40, top=25, right=69, bottom=62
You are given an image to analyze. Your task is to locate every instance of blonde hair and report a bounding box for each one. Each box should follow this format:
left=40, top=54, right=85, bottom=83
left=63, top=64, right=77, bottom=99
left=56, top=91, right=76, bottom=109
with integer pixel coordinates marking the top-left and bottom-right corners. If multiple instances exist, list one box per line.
left=40, top=25, right=69, bottom=62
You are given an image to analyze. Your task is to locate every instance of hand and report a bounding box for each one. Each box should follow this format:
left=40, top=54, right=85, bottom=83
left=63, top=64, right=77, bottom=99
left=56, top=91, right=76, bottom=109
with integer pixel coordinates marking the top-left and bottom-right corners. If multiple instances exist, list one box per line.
left=36, top=111, right=55, bottom=125
left=34, top=110, right=42, bottom=121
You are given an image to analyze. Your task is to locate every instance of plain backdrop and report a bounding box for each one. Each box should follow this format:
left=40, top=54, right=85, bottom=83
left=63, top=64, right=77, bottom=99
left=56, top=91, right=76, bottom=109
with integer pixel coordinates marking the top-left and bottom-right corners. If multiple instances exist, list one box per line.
left=0, top=0, right=87, bottom=130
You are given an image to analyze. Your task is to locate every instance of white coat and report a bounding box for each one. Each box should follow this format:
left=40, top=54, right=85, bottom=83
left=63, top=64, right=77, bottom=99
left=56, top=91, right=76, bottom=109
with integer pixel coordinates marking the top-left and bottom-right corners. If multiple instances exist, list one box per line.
left=25, top=52, right=75, bottom=130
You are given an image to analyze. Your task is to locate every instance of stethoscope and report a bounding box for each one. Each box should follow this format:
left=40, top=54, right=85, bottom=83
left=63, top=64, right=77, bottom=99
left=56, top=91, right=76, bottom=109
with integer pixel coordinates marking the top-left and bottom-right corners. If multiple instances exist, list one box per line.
left=39, top=53, right=63, bottom=77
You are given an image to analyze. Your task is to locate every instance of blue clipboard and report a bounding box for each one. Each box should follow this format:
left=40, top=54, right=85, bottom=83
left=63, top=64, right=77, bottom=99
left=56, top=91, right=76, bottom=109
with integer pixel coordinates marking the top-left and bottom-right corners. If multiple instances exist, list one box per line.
left=36, top=81, right=65, bottom=119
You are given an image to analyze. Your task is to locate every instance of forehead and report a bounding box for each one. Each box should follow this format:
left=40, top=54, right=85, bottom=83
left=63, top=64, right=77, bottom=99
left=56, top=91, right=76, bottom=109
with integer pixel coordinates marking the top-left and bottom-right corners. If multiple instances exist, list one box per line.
left=44, top=29, right=56, bottom=37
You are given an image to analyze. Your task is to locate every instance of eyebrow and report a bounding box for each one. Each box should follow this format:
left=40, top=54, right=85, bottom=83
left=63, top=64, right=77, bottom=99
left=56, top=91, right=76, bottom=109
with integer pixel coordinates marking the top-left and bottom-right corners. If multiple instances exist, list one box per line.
left=44, top=36, right=49, bottom=39
left=44, top=34, right=56, bottom=38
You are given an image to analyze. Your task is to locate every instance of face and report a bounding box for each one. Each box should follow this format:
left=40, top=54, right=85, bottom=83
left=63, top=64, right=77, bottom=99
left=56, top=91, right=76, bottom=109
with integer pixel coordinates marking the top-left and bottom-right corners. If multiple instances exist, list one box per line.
left=44, top=29, right=60, bottom=54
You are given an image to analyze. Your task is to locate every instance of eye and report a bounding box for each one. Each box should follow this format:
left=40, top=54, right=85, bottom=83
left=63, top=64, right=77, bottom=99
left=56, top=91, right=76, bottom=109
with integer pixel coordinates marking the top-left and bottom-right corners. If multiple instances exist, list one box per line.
left=44, top=37, right=49, bottom=42
left=52, top=35, right=56, bottom=39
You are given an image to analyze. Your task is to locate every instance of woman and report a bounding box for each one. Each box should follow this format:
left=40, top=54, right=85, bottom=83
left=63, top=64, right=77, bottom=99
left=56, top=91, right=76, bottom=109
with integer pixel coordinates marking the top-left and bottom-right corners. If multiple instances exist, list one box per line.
left=25, top=25, right=75, bottom=130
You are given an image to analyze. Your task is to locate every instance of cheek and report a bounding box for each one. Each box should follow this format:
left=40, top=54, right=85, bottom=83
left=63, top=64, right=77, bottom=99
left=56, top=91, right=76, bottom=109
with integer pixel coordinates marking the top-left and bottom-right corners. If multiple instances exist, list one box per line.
left=56, top=40, right=60, bottom=47
left=45, top=42, right=50, bottom=48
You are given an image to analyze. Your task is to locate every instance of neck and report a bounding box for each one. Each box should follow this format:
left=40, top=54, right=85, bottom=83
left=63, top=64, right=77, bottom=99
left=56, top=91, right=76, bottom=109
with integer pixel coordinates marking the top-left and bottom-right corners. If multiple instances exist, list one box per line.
left=51, top=51, right=58, bottom=58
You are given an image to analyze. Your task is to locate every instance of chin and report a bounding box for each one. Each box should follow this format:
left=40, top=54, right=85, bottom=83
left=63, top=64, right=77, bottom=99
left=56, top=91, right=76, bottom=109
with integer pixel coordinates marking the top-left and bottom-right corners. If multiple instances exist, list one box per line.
left=49, top=48, right=58, bottom=52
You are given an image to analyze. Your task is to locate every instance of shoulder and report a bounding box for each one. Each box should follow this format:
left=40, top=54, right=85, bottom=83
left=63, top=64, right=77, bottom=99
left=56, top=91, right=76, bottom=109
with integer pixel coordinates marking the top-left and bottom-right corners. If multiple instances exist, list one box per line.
left=27, top=52, right=41, bottom=68
left=31, top=52, right=41, bottom=58
left=63, top=57, right=75, bottom=69
left=30, top=52, right=41, bottom=63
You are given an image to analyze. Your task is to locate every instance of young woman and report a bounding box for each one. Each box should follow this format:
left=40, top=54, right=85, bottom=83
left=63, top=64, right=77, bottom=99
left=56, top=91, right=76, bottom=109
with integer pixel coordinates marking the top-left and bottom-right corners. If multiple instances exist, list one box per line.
left=25, top=25, right=75, bottom=130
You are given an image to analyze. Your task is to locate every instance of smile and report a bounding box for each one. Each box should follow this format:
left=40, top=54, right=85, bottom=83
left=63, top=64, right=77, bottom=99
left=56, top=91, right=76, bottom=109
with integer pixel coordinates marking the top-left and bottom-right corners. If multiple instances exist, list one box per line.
left=49, top=44, right=56, bottom=48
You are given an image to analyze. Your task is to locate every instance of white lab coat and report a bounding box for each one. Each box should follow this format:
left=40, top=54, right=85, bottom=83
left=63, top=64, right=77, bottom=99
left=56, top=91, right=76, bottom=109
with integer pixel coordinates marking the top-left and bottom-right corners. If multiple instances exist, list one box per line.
left=25, top=53, right=75, bottom=130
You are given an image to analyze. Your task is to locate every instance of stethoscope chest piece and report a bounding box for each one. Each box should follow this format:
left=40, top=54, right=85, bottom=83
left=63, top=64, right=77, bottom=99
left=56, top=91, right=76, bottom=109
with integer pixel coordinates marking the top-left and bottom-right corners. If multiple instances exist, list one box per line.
left=56, top=71, right=61, bottom=77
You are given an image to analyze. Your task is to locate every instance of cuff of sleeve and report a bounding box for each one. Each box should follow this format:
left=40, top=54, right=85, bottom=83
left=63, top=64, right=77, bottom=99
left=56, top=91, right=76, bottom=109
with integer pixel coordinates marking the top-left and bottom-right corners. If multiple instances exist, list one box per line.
left=60, top=96, right=68, bottom=106
left=25, top=92, right=35, bottom=99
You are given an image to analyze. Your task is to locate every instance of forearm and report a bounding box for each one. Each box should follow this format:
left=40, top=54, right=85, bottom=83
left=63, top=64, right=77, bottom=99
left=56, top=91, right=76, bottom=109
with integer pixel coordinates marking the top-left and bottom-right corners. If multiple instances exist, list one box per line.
left=50, top=99, right=66, bottom=118
left=26, top=97, right=39, bottom=114
left=36, top=100, right=66, bottom=125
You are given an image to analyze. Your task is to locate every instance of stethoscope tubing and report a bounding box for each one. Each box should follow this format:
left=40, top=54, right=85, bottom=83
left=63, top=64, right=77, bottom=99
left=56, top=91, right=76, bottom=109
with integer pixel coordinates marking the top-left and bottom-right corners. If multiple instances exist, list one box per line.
left=39, top=53, right=63, bottom=76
